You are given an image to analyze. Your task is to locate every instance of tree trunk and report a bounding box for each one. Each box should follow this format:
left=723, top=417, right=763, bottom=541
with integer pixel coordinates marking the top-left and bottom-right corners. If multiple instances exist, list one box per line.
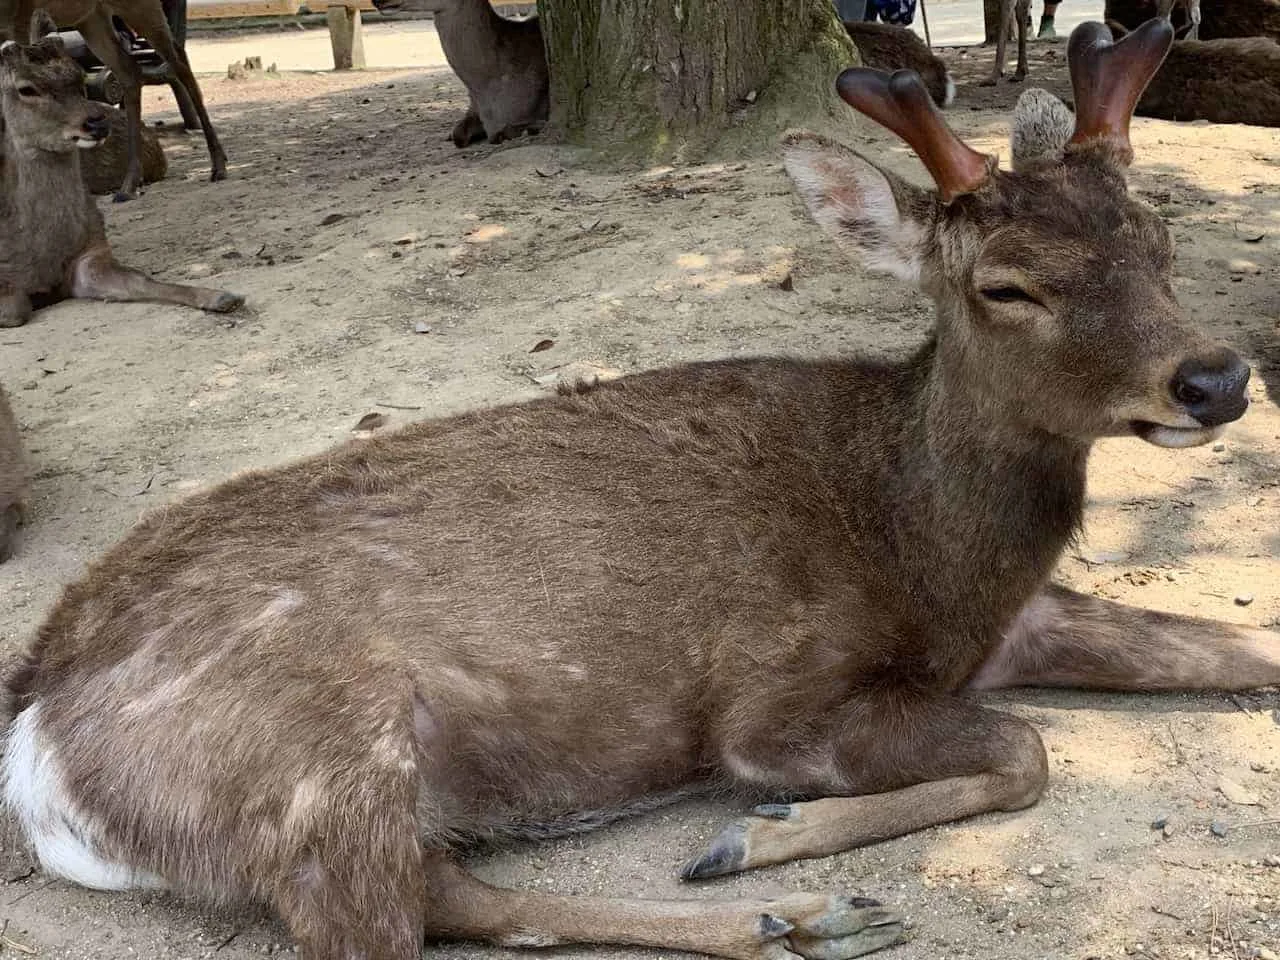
left=537, top=0, right=859, bottom=159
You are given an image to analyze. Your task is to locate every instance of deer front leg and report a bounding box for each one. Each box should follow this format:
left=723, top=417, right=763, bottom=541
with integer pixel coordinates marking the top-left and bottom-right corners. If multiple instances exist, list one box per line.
left=1011, top=0, right=1031, bottom=81
left=981, top=0, right=1014, bottom=86
left=422, top=853, right=904, bottom=960
left=683, top=692, right=1047, bottom=878
left=969, top=582, right=1280, bottom=691
left=451, top=104, right=486, bottom=148
left=1185, top=0, right=1201, bottom=39
left=77, top=11, right=146, bottom=200
left=69, top=246, right=244, bottom=313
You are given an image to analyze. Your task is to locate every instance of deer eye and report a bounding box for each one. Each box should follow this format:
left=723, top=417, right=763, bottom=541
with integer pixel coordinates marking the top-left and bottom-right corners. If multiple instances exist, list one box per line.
left=16, top=85, right=39, bottom=97
left=981, top=286, right=1041, bottom=306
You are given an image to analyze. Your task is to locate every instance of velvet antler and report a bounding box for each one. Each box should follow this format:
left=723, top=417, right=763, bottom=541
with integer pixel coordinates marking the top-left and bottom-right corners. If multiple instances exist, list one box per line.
left=835, top=68, right=992, bottom=203
left=1068, top=18, right=1174, bottom=163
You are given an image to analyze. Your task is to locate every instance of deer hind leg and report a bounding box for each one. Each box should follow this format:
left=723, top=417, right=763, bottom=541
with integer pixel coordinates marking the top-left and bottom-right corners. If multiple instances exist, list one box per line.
left=70, top=245, right=244, bottom=313
left=969, top=582, right=1280, bottom=692
left=981, top=0, right=1015, bottom=85
left=76, top=11, right=146, bottom=201
left=125, top=5, right=227, bottom=182
left=422, top=852, right=903, bottom=960
left=683, top=693, right=1047, bottom=879
left=1011, top=0, right=1031, bottom=80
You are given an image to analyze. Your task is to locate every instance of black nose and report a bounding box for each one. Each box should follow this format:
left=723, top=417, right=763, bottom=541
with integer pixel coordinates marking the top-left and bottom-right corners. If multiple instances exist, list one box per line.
left=83, top=114, right=109, bottom=139
left=1170, top=351, right=1251, bottom=427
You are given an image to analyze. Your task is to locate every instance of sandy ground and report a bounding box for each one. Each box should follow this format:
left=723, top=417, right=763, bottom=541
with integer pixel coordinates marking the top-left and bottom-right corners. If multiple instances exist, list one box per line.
left=0, top=24, right=1278, bottom=960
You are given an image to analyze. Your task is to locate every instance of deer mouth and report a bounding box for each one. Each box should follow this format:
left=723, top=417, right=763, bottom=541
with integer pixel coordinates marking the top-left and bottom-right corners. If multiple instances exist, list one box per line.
left=1129, top=420, right=1224, bottom=449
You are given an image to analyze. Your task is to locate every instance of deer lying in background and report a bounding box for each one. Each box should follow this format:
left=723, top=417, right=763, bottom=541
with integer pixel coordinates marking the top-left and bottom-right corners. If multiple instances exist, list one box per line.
left=0, top=385, right=24, bottom=563
left=0, top=20, right=242, bottom=327
left=1107, top=23, right=1280, bottom=126
left=4, top=18, right=1277, bottom=960
left=1, top=0, right=224, bottom=198
left=844, top=21, right=955, bottom=107
left=77, top=103, right=166, bottom=194
left=371, top=0, right=546, bottom=147
left=984, top=0, right=1031, bottom=84
left=1106, top=0, right=1280, bottom=41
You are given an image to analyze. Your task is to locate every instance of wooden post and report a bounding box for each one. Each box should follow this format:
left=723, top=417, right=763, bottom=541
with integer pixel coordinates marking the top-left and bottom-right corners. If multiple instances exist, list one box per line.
left=327, top=4, right=366, bottom=70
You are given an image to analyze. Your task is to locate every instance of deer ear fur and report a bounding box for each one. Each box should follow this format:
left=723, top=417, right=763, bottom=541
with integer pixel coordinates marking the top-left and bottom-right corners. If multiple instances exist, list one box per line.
left=783, top=131, right=935, bottom=286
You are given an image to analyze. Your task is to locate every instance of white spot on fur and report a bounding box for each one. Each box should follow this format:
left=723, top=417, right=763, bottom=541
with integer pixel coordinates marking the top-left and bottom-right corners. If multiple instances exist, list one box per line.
left=3, top=704, right=165, bottom=891
left=500, top=932, right=563, bottom=948
left=283, top=777, right=320, bottom=833
left=246, top=588, right=304, bottom=629
left=722, top=751, right=781, bottom=787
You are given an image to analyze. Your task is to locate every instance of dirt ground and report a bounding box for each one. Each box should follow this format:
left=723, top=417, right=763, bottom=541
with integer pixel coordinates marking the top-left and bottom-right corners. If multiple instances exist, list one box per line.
left=0, top=29, right=1278, bottom=960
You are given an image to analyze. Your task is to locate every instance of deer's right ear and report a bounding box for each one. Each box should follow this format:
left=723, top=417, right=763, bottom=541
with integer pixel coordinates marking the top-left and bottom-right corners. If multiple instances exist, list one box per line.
left=783, top=132, right=934, bottom=284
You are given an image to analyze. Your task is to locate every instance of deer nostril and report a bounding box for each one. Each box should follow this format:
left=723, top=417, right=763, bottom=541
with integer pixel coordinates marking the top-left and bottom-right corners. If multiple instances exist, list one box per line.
left=1169, top=352, right=1251, bottom=428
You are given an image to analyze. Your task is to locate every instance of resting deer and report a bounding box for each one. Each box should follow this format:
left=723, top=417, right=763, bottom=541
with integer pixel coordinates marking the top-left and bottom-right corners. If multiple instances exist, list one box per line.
left=844, top=21, right=955, bottom=107
left=984, top=0, right=1031, bottom=85
left=0, top=18, right=243, bottom=327
left=0, top=384, right=24, bottom=563
left=371, top=0, right=547, bottom=147
left=3, top=18, right=1275, bottom=960
left=0, top=0, right=225, bottom=198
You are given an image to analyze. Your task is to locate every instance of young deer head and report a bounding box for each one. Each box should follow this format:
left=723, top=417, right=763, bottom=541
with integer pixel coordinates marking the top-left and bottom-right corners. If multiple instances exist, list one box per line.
left=0, top=12, right=109, bottom=155
left=786, top=18, right=1249, bottom=449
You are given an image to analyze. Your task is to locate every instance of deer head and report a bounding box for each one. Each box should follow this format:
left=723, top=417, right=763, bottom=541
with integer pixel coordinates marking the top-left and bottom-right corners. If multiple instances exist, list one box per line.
left=0, top=10, right=108, bottom=154
left=784, top=19, right=1249, bottom=449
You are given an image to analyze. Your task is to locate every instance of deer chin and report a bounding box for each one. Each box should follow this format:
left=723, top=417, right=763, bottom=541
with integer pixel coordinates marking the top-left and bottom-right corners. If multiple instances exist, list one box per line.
left=1130, top=420, right=1224, bottom=449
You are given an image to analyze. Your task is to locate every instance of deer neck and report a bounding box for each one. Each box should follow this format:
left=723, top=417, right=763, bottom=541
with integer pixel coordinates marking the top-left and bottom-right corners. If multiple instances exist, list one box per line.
left=3, top=136, right=85, bottom=227
left=842, top=335, right=1090, bottom=685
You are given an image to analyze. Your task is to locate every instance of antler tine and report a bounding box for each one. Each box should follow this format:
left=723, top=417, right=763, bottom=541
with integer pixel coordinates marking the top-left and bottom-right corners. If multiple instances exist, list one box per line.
left=1068, top=18, right=1174, bottom=161
left=835, top=68, right=992, bottom=203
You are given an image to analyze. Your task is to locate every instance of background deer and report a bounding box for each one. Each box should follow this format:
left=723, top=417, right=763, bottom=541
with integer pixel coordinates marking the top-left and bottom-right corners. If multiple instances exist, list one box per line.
left=0, top=0, right=224, bottom=198
left=984, top=0, right=1031, bottom=85
left=2, top=17, right=1277, bottom=960
left=844, top=21, right=955, bottom=107
left=0, top=18, right=242, bottom=327
left=371, top=0, right=546, bottom=147
left=0, top=385, right=23, bottom=563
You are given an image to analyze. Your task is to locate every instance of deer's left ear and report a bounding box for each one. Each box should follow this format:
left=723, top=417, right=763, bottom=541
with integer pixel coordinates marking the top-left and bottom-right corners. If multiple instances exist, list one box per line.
left=783, top=131, right=936, bottom=285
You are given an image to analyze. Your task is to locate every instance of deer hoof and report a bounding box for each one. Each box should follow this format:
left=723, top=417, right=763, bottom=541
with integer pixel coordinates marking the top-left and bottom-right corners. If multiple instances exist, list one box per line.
left=206, top=292, right=245, bottom=314
left=210, top=167, right=227, bottom=183
left=112, top=191, right=136, bottom=204
left=679, top=820, right=749, bottom=880
left=786, top=899, right=905, bottom=959
left=1010, top=71, right=1028, bottom=83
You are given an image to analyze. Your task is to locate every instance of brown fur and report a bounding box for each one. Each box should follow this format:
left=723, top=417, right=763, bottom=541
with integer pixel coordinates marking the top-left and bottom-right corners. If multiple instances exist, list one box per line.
left=843, top=21, right=955, bottom=108
left=0, top=21, right=241, bottom=327
left=3, top=22, right=1278, bottom=960
left=77, top=103, right=165, bottom=194
left=1134, top=35, right=1280, bottom=125
left=1106, top=0, right=1280, bottom=40
left=371, top=0, right=546, bottom=147
left=0, top=384, right=25, bottom=563
left=1, top=0, right=224, bottom=198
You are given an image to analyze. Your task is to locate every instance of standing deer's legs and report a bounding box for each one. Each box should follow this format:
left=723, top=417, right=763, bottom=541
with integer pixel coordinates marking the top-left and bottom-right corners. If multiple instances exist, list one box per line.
left=683, top=693, right=1048, bottom=878
left=75, top=10, right=146, bottom=200
left=981, top=0, right=1015, bottom=84
left=1185, top=0, right=1201, bottom=39
left=69, top=246, right=243, bottom=313
left=969, top=583, right=1280, bottom=691
left=125, top=4, right=227, bottom=182
left=421, top=853, right=903, bottom=960
left=0, top=505, right=19, bottom=562
left=1011, top=0, right=1031, bottom=80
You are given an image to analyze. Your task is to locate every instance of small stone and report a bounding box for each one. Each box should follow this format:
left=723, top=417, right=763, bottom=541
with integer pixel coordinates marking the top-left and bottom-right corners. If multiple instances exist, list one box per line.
left=1213, top=442, right=1226, bottom=452
left=1027, top=863, right=1045, bottom=877
left=1210, top=821, right=1229, bottom=838
left=1163, top=823, right=1175, bottom=839
left=1258, top=948, right=1278, bottom=960
left=184, top=262, right=214, bottom=279
left=1235, top=594, right=1254, bottom=607
left=1263, top=854, right=1280, bottom=867
left=1226, top=258, right=1261, bottom=275
left=392, top=234, right=416, bottom=246
left=1219, top=776, right=1259, bottom=805
left=1151, top=816, right=1168, bottom=830
left=412, top=321, right=431, bottom=334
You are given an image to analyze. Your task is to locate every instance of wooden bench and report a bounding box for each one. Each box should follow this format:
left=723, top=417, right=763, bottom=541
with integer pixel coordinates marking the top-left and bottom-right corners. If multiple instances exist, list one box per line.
left=187, top=0, right=530, bottom=71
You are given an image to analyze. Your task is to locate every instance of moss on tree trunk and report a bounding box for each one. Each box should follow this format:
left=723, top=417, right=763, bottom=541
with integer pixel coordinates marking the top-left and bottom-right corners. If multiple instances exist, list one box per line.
left=537, top=0, right=859, bottom=160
